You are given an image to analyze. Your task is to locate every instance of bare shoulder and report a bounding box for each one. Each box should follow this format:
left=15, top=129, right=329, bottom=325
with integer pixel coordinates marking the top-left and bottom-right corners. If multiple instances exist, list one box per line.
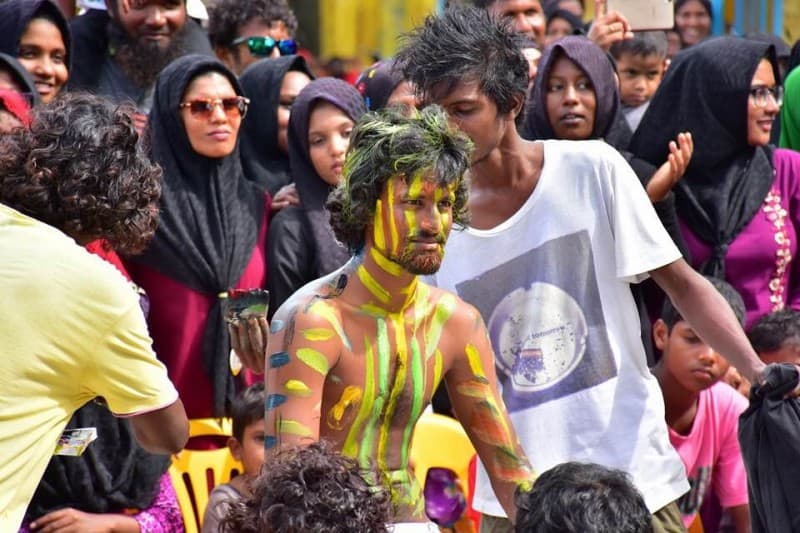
left=424, top=284, right=486, bottom=335
left=270, top=279, right=349, bottom=351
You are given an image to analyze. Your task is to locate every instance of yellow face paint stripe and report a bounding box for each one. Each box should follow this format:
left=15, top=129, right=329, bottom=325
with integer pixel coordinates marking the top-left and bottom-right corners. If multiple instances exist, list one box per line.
left=374, top=199, right=386, bottom=250
left=357, top=265, right=391, bottom=304
left=296, top=347, right=330, bottom=375
left=387, top=179, right=399, bottom=255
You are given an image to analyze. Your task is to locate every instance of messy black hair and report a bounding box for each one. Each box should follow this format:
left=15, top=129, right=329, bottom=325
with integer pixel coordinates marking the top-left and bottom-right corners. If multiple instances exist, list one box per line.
left=661, top=277, right=745, bottom=330
left=748, top=308, right=800, bottom=353
left=221, top=442, right=392, bottom=533
left=395, top=6, right=529, bottom=123
left=231, top=382, right=266, bottom=443
left=208, top=0, right=298, bottom=48
left=610, top=31, right=668, bottom=61
left=327, top=104, right=473, bottom=250
left=515, top=462, right=653, bottom=533
left=0, top=92, right=161, bottom=254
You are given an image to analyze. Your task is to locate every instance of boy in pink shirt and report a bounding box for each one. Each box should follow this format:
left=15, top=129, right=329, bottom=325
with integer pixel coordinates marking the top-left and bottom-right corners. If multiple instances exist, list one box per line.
left=652, top=278, right=750, bottom=532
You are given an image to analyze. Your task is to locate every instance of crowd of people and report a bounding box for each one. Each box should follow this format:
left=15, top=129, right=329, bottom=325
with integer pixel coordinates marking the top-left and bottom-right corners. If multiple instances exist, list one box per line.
left=2, top=0, right=800, bottom=531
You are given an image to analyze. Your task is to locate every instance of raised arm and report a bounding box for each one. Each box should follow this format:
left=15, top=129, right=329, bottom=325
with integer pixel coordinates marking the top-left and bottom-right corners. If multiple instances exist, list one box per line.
left=264, top=299, right=343, bottom=449
left=444, top=306, right=535, bottom=524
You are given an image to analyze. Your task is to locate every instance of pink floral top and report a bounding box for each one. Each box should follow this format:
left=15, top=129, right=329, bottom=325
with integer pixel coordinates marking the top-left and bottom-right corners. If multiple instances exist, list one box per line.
left=19, top=473, right=184, bottom=533
left=681, top=148, right=800, bottom=329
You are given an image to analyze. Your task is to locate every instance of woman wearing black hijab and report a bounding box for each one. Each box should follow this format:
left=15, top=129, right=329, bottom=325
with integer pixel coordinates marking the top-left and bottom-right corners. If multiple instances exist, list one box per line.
left=0, top=0, right=70, bottom=103
left=267, top=77, right=366, bottom=314
left=630, top=37, right=800, bottom=329
left=127, top=54, right=269, bottom=418
left=0, top=52, right=40, bottom=105
left=355, top=58, right=417, bottom=112
left=239, top=55, right=314, bottom=196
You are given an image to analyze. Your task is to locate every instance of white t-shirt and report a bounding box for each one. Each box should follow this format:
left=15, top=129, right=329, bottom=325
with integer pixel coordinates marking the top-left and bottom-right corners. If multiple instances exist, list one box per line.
left=430, top=140, right=688, bottom=515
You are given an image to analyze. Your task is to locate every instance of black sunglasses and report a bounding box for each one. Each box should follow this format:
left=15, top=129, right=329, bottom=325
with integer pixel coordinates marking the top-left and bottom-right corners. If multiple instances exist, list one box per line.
left=230, top=36, right=298, bottom=57
left=179, top=96, right=250, bottom=119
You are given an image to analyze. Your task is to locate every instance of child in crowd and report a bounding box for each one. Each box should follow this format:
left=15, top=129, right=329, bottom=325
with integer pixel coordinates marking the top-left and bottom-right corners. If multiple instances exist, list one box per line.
left=652, top=278, right=750, bottom=532
left=748, top=308, right=800, bottom=366
left=514, top=462, right=653, bottom=533
left=202, top=383, right=266, bottom=533
left=221, top=442, right=392, bottom=533
left=610, top=31, right=669, bottom=132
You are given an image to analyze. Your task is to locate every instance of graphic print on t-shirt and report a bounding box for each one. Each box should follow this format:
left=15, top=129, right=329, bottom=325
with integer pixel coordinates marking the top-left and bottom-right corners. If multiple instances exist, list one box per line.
left=678, top=465, right=712, bottom=518
left=455, top=231, right=617, bottom=412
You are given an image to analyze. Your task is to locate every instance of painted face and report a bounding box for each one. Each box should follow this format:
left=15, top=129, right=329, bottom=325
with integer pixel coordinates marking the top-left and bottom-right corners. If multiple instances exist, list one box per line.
left=230, top=18, right=291, bottom=74
left=180, top=72, right=243, bottom=158
left=487, top=0, right=546, bottom=47
left=233, top=419, right=266, bottom=477
left=615, top=52, right=666, bottom=108
left=370, top=172, right=457, bottom=276
left=675, top=0, right=711, bottom=47
left=386, top=80, right=419, bottom=110
left=545, top=17, right=575, bottom=45
left=17, top=18, right=68, bottom=103
left=545, top=55, right=596, bottom=140
left=277, top=70, right=311, bottom=154
left=307, top=101, right=355, bottom=186
left=434, top=79, right=510, bottom=165
left=656, top=320, right=730, bottom=393
left=115, top=0, right=187, bottom=51
left=747, top=59, right=780, bottom=147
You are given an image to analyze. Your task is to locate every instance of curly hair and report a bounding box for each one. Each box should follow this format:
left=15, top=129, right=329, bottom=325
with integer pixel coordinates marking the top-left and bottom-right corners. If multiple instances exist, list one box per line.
left=221, top=442, right=393, bottom=533
left=327, top=105, right=473, bottom=250
left=515, top=462, right=653, bottom=533
left=395, top=6, right=529, bottom=123
left=207, top=0, right=298, bottom=48
left=0, top=92, right=161, bottom=255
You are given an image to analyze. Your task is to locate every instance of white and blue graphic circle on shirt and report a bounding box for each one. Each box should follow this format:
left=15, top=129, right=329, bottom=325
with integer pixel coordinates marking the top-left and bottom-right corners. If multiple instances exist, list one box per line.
left=488, top=282, right=587, bottom=393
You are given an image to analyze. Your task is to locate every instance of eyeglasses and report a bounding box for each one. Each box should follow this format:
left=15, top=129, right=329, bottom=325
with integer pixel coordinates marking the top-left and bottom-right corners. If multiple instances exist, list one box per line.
left=230, top=36, right=298, bottom=57
left=749, top=86, right=783, bottom=108
left=179, top=96, right=250, bottom=119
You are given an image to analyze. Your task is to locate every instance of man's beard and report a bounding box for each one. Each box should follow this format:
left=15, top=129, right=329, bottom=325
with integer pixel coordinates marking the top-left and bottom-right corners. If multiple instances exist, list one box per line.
left=392, top=237, right=446, bottom=276
left=108, top=18, right=191, bottom=88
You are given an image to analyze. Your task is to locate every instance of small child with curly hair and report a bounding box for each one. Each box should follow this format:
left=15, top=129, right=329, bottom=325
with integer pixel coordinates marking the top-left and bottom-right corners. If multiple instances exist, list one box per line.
left=221, top=442, right=392, bottom=533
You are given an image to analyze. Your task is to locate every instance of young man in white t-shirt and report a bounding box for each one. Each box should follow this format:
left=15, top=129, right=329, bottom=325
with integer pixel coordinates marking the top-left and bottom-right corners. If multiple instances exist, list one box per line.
left=396, top=7, right=766, bottom=532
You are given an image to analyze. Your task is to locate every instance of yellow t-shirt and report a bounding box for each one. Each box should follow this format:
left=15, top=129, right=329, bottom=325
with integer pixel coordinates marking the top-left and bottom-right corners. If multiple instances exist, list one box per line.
left=0, top=204, right=179, bottom=528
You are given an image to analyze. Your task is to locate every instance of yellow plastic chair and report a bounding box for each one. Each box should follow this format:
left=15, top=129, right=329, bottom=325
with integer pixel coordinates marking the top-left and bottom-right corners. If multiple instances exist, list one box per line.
left=410, top=412, right=476, bottom=494
left=169, top=418, right=243, bottom=533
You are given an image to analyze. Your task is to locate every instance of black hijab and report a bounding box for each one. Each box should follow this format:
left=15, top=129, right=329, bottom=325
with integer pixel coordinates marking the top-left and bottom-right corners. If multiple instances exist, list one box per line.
left=0, top=52, right=39, bottom=106
left=288, top=77, right=367, bottom=274
left=25, top=400, right=170, bottom=520
left=525, top=36, right=618, bottom=140
left=239, top=55, right=314, bottom=195
left=0, top=0, right=71, bottom=73
left=133, top=54, right=264, bottom=416
left=629, top=37, right=778, bottom=278
left=355, top=58, right=405, bottom=111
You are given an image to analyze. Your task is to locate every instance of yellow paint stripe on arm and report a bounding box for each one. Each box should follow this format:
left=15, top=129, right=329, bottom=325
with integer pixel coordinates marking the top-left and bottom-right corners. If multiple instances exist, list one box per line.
left=296, top=347, right=330, bottom=375
left=465, top=343, right=487, bottom=382
left=283, top=379, right=313, bottom=397
left=279, top=419, right=314, bottom=438
left=302, top=328, right=336, bottom=342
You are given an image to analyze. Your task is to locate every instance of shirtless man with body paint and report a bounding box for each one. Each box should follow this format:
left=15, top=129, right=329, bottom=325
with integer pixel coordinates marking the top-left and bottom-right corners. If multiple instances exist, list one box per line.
left=260, top=106, right=533, bottom=527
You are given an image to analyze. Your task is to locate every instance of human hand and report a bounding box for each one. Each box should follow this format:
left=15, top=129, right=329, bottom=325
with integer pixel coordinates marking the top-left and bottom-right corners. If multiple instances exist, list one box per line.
left=228, top=316, right=269, bottom=374
left=30, top=508, right=130, bottom=533
left=132, top=111, right=148, bottom=136
left=270, top=183, right=300, bottom=213
left=587, top=0, right=634, bottom=51
left=646, top=132, right=693, bottom=202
